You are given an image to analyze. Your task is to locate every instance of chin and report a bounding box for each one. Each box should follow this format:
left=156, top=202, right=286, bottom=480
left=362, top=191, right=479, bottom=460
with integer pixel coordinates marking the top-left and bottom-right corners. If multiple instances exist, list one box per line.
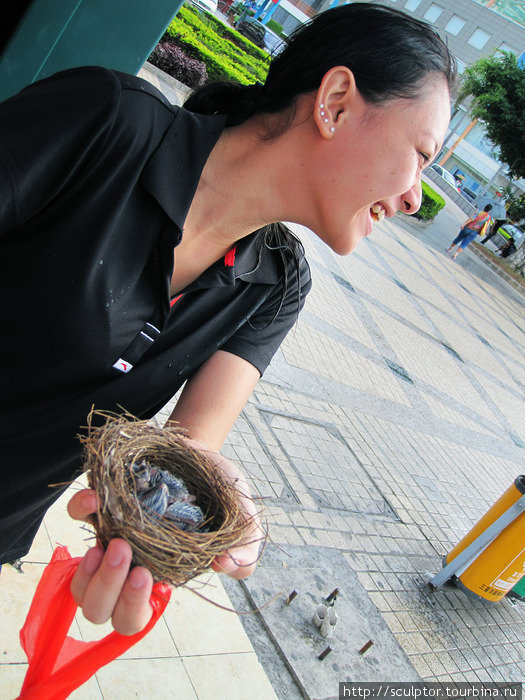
left=314, top=218, right=366, bottom=256
left=330, top=228, right=364, bottom=256
left=332, top=240, right=359, bottom=256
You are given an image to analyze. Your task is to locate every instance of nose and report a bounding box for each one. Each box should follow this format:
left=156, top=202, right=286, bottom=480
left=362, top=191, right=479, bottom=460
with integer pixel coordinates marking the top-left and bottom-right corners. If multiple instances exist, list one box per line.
left=399, top=180, right=422, bottom=215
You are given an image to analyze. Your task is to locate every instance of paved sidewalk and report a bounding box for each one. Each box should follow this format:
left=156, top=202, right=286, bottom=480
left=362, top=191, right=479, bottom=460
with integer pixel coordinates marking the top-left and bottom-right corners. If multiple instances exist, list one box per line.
left=2, top=66, right=524, bottom=698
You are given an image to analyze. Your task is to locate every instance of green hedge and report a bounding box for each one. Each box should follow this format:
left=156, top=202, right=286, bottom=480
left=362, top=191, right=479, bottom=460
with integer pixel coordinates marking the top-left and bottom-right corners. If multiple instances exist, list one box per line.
left=163, top=6, right=270, bottom=85
left=185, top=6, right=268, bottom=62
left=417, top=181, right=446, bottom=220
left=266, top=20, right=283, bottom=37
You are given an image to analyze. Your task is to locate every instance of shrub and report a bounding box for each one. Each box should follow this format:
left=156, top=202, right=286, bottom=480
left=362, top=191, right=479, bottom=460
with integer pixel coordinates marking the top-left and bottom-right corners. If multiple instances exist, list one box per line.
left=266, top=20, right=283, bottom=36
left=164, top=23, right=250, bottom=83
left=181, top=7, right=269, bottom=71
left=149, top=43, right=208, bottom=89
left=163, top=13, right=269, bottom=84
left=180, top=5, right=269, bottom=63
left=416, top=181, right=446, bottom=220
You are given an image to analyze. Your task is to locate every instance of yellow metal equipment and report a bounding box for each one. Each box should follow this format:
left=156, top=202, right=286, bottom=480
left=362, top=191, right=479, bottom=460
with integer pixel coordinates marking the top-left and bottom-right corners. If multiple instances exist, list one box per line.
left=445, top=476, right=525, bottom=602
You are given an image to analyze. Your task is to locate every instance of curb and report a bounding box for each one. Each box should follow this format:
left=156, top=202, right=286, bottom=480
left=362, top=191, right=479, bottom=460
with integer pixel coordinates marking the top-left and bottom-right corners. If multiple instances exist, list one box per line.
left=143, top=61, right=192, bottom=100
left=395, top=215, right=525, bottom=298
left=395, top=212, right=433, bottom=228
left=469, top=245, right=525, bottom=297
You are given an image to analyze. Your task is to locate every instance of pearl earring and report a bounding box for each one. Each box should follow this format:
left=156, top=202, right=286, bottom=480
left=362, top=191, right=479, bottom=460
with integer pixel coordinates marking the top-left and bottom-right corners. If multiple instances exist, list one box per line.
left=330, top=127, right=335, bottom=133
left=320, top=103, right=324, bottom=109
left=320, top=110, right=325, bottom=116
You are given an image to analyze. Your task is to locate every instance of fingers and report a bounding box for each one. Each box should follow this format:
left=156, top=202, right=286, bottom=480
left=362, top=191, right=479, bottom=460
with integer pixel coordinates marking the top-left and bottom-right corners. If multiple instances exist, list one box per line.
left=211, top=529, right=263, bottom=579
left=71, top=539, right=154, bottom=636
left=71, top=546, right=105, bottom=605
left=111, top=567, right=154, bottom=636
left=212, top=552, right=257, bottom=579
left=67, top=489, right=98, bottom=523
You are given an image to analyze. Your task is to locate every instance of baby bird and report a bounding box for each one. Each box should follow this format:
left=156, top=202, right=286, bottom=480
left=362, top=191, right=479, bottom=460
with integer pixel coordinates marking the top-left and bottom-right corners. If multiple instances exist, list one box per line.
left=126, top=460, right=205, bottom=531
left=164, top=502, right=205, bottom=532
left=128, top=461, right=151, bottom=492
left=140, top=482, right=169, bottom=516
left=163, top=471, right=193, bottom=504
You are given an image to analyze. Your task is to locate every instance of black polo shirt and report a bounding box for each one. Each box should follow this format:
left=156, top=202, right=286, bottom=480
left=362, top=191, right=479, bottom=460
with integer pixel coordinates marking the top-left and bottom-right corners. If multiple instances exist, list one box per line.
left=0, top=67, right=311, bottom=563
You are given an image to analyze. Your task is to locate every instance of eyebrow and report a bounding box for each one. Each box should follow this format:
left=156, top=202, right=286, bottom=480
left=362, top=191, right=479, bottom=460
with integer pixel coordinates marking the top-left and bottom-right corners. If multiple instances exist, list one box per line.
left=422, top=130, right=440, bottom=157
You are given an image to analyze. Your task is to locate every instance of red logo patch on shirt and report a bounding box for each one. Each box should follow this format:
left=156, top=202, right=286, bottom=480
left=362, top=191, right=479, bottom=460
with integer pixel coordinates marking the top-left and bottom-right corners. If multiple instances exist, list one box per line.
left=113, top=358, right=133, bottom=373
left=224, top=247, right=236, bottom=267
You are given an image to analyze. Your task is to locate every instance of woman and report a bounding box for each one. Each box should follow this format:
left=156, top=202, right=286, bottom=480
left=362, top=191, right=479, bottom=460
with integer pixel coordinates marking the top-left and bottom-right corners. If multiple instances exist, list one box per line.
left=0, top=3, right=454, bottom=634
left=446, top=204, right=493, bottom=259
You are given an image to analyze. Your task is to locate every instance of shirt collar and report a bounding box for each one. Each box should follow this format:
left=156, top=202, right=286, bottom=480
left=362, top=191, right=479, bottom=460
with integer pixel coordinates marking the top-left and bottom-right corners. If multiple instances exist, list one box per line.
left=140, top=106, right=282, bottom=291
left=140, top=107, right=227, bottom=234
left=182, top=230, right=282, bottom=292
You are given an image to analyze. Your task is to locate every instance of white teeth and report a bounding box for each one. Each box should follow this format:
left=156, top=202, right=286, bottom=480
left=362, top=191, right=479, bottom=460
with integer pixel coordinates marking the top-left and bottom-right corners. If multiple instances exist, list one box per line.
left=371, top=204, right=386, bottom=222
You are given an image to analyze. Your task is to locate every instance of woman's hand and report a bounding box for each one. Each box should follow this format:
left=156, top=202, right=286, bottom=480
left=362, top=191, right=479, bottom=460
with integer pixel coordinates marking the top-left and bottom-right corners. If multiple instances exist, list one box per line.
left=184, top=437, right=264, bottom=579
left=67, top=490, right=154, bottom=636
left=66, top=438, right=262, bottom=634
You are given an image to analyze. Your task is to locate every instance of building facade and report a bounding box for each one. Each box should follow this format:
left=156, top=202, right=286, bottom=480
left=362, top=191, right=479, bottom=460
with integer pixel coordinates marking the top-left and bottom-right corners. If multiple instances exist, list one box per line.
left=377, top=0, right=525, bottom=200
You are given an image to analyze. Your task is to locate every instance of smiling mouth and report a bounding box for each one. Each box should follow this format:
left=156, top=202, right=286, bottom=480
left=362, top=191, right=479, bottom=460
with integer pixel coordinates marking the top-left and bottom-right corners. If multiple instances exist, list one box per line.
left=370, top=203, right=386, bottom=222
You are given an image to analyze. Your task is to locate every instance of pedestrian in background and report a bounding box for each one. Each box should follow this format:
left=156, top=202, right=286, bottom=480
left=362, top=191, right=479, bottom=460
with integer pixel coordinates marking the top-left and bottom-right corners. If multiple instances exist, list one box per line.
left=497, top=236, right=516, bottom=258
left=446, top=204, right=492, bottom=259
left=480, top=193, right=507, bottom=244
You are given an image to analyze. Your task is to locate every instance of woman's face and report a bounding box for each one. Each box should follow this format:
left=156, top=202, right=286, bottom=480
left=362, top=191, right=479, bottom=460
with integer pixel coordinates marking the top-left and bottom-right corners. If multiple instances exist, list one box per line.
left=310, top=78, right=451, bottom=255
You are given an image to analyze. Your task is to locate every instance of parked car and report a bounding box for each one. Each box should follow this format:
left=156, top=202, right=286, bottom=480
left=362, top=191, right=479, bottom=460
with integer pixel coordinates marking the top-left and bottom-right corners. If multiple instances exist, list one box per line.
left=235, top=17, right=266, bottom=48
left=458, top=186, right=477, bottom=203
left=261, top=26, right=286, bottom=54
left=187, top=0, right=218, bottom=14
left=431, top=163, right=458, bottom=189
left=235, top=17, right=286, bottom=53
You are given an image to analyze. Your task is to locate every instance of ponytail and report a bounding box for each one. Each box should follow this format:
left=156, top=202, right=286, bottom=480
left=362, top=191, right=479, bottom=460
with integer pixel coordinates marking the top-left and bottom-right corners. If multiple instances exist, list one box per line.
left=183, top=80, right=295, bottom=134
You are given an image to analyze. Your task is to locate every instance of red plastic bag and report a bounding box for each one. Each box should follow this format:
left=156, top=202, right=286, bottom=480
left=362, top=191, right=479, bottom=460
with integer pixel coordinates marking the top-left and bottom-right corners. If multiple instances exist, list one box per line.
left=17, top=546, right=171, bottom=700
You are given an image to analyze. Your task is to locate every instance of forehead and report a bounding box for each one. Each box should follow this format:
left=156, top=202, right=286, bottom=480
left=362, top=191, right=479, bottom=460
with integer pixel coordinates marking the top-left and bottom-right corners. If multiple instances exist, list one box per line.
left=403, top=78, right=450, bottom=118
left=375, top=80, right=451, bottom=142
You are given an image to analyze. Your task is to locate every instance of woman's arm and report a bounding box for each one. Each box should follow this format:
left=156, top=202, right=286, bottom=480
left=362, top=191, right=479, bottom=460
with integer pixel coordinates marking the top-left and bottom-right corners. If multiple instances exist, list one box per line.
left=68, top=350, right=261, bottom=633
left=168, top=350, right=263, bottom=578
left=168, top=350, right=260, bottom=450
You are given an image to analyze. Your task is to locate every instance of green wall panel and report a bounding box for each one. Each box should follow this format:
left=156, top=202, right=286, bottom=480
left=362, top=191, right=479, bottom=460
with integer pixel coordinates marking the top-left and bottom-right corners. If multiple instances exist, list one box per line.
left=0, top=0, right=184, bottom=101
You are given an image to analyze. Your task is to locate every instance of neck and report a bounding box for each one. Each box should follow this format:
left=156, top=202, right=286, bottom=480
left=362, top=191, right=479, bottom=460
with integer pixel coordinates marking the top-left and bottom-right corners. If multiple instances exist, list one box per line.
left=169, top=98, right=319, bottom=295
left=184, top=99, right=318, bottom=248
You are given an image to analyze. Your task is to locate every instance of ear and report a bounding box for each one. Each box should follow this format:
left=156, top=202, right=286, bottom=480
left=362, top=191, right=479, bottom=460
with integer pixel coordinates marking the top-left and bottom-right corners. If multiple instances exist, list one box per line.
left=313, top=66, right=357, bottom=139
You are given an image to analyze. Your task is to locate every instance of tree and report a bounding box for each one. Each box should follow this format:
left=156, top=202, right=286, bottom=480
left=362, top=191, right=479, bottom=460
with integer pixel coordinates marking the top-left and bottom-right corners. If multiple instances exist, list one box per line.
left=458, top=52, right=525, bottom=179
left=501, top=186, right=525, bottom=223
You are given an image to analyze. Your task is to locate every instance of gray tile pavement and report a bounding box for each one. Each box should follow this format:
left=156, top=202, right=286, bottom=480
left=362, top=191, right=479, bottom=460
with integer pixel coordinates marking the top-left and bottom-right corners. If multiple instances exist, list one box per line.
left=217, top=206, right=524, bottom=692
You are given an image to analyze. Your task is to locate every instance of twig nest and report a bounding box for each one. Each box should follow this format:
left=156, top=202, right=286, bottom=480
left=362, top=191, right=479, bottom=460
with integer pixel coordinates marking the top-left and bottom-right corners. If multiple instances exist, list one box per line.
left=80, top=411, right=249, bottom=586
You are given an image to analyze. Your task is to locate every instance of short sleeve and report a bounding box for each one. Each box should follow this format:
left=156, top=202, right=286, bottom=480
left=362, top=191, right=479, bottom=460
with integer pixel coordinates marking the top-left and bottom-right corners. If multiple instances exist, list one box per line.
left=220, top=254, right=312, bottom=376
left=0, top=67, right=121, bottom=235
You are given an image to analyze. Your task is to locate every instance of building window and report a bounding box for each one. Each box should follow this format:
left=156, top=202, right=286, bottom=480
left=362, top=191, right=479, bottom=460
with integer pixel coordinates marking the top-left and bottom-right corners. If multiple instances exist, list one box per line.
left=468, top=28, right=490, bottom=50
left=456, top=58, right=466, bottom=74
left=404, top=0, right=422, bottom=11
left=423, top=3, right=443, bottom=22
left=444, top=15, right=466, bottom=36
left=498, top=43, right=517, bottom=55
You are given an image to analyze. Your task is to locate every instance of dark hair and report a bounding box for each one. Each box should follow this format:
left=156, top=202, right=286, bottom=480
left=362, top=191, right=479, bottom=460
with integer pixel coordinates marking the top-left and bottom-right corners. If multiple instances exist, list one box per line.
left=183, top=3, right=456, bottom=323
left=484, top=204, right=493, bottom=212
left=184, top=3, right=456, bottom=130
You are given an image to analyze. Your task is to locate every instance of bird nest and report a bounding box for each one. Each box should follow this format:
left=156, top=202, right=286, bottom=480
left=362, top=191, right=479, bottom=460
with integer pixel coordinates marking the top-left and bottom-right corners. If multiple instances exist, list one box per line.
left=80, top=411, right=251, bottom=586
